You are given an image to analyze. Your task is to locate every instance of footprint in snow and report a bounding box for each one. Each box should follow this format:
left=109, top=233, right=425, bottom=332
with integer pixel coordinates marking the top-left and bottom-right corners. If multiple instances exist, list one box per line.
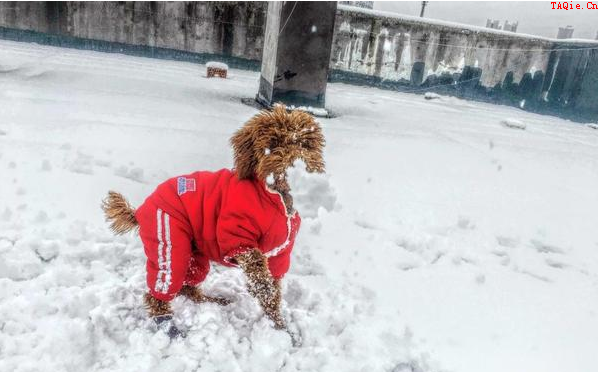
left=354, top=219, right=378, bottom=230
left=545, top=258, right=568, bottom=269
left=496, top=235, right=518, bottom=248
left=94, top=158, right=112, bottom=167
left=114, top=165, right=144, bottom=183
left=34, top=211, right=49, bottom=224
left=457, top=216, right=475, bottom=230
left=530, top=239, right=564, bottom=254
left=41, top=159, right=52, bottom=171
left=69, top=152, right=95, bottom=175
left=514, top=268, right=552, bottom=283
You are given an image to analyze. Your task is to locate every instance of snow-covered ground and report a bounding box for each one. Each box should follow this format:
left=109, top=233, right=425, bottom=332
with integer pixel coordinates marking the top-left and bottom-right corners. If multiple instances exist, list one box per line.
left=1, top=40, right=597, bottom=372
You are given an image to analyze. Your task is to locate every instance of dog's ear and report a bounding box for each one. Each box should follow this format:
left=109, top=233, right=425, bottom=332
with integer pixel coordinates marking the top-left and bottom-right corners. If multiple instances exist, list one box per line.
left=230, top=122, right=259, bottom=180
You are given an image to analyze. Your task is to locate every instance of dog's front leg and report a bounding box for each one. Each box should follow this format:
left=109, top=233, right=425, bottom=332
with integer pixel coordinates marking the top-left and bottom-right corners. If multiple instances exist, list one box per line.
left=144, top=293, right=185, bottom=339
left=235, top=249, right=285, bottom=329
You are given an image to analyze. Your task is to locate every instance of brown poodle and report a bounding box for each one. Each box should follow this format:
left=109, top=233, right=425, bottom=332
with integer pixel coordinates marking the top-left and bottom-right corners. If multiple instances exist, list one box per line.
left=102, top=104, right=325, bottom=339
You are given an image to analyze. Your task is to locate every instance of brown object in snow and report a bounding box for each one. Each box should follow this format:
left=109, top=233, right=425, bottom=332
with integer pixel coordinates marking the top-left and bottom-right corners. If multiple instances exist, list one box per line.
left=207, top=67, right=227, bottom=78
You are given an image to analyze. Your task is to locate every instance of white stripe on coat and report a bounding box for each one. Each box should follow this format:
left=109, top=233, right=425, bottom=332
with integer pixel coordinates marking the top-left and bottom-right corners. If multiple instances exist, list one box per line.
left=162, top=213, right=173, bottom=294
left=154, top=209, right=165, bottom=293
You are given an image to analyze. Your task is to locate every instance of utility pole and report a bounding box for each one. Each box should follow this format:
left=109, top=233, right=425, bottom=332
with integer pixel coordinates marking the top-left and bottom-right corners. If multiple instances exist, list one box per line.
left=420, top=1, right=428, bottom=17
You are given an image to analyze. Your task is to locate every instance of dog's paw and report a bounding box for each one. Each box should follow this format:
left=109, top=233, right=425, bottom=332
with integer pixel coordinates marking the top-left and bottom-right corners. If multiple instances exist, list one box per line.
left=154, top=315, right=186, bottom=339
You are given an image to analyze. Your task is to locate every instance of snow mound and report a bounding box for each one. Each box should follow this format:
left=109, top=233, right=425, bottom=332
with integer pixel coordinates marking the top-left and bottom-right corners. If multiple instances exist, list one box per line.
left=206, top=61, right=229, bottom=70
left=424, top=92, right=442, bottom=100
left=287, top=105, right=329, bottom=118
left=587, top=123, right=598, bottom=130
left=287, top=160, right=338, bottom=218
left=500, top=118, right=526, bottom=130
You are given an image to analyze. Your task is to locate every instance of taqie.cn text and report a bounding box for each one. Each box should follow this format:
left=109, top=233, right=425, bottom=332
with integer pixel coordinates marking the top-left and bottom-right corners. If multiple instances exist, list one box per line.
left=551, top=2, right=598, bottom=9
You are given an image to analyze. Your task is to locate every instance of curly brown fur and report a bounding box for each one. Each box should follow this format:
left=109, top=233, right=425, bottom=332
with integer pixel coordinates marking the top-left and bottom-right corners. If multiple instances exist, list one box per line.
left=101, top=191, right=138, bottom=235
left=235, top=249, right=285, bottom=329
left=273, top=177, right=294, bottom=214
left=230, top=104, right=325, bottom=213
left=144, top=293, right=172, bottom=317
left=178, top=285, right=231, bottom=306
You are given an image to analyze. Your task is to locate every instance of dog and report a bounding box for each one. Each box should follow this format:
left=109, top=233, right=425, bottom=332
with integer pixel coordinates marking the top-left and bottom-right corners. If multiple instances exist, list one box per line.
left=101, top=104, right=325, bottom=338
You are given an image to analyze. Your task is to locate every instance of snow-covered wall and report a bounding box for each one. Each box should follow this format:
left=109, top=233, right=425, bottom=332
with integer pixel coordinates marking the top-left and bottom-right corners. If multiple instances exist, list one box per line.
left=332, top=6, right=552, bottom=88
left=0, top=2, right=596, bottom=121
left=0, top=1, right=266, bottom=61
left=331, top=5, right=598, bottom=121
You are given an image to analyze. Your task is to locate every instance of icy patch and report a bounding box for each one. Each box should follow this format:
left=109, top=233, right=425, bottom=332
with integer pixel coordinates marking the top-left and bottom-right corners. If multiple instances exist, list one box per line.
left=500, top=118, right=526, bottom=130
left=287, top=160, right=337, bottom=218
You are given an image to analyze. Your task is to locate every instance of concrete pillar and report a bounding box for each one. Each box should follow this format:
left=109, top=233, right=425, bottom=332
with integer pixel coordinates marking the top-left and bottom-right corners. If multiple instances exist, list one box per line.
left=556, top=26, right=574, bottom=39
left=257, top=1, right=337, bottom=112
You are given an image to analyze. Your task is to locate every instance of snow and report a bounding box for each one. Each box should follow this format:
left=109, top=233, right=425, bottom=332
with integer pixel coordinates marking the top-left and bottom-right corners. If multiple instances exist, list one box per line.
left=287, top=105, right=329, bottom=117
left=206, top=61, right=228, bottom=70
left=500, top=118, right=527, bottom=130
left=1, top=39, right=598, bottom=372
left=424, top=92, right=442, bottom=100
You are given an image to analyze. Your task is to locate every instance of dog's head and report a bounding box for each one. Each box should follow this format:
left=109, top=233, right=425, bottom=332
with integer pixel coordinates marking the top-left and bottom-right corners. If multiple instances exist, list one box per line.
left=230, top=104, right=325, bottom=181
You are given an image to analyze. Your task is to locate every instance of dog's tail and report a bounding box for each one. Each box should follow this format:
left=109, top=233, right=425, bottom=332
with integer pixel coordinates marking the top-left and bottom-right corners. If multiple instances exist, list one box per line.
left=101, top=191, right=138, bottom=235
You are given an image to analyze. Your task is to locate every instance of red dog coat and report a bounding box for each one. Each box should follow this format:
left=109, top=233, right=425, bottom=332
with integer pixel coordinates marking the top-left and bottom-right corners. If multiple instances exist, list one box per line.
left=135, top=169, right=301, bottom=301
